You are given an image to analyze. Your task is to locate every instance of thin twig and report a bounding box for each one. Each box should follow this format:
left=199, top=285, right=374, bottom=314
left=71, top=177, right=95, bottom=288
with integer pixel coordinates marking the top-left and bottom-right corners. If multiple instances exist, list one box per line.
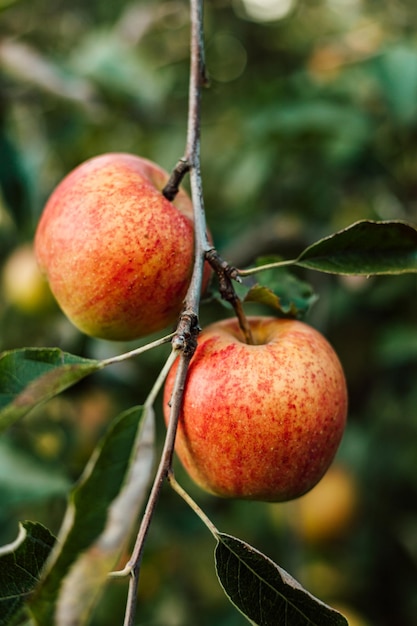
left=101, top=332, right=174, bottom=367
left=238, top=258, right=296, bottom=276
left=167, top=470, right=219, bottom=538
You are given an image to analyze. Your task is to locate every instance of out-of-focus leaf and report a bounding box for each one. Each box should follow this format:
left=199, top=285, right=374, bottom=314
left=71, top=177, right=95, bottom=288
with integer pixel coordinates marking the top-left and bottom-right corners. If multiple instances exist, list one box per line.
left=295, top=220, right=417, bottom=275
left=248, top=101, right=371, bottom=162
left=376, top=324, right=417, bottom=366
left=0, top=39, right=98, bottom=109
left=0, top=0, right=21, bottom=9
left=70, top=30, right=171, bottom=108
left=215, top=533, right=348, bottom=626
left=374, top=45, right=417, bottom=124
left=0, top=439, right=70, bottom=506
left=0, top=521, right=56, bottom=626
left=0, top=126, right=31, bottom=231
left=29, top=404, right=154, bottom=626
left=0, top=348, right=102, bottom=432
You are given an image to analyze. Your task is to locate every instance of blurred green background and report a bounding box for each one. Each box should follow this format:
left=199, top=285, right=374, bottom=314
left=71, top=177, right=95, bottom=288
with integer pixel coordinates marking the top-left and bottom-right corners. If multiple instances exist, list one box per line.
left=1, top=1, right=417, bottom=625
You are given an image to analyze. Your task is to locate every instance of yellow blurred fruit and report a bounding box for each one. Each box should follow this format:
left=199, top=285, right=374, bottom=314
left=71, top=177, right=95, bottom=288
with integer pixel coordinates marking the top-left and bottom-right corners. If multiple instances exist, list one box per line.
left=267, top=464, right=359, bottom=544
left=33, top=430, right=65, bottom=460
left=292, top=465, right=359, bottom=544
left=2, top=243, right=54, bottom=314
left=297, top=559, right=347, bottom=599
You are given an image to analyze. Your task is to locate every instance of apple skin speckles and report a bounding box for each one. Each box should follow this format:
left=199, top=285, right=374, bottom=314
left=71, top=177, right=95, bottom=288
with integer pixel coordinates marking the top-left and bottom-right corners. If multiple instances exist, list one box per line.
left=35, top=153, right=212, bottom=341
left=163, top=316, right=348, bottom=502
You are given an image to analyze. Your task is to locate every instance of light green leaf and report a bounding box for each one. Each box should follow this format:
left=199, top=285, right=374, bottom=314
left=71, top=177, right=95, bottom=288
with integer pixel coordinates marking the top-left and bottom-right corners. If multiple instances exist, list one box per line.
left=29, top=404, right=154, bottom=626
left=0, top=348, right=102, bottom=432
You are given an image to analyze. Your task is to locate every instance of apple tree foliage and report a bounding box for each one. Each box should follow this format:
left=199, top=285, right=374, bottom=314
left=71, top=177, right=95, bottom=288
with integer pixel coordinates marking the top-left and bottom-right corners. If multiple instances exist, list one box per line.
left=1, top=1, right=417, bottom=626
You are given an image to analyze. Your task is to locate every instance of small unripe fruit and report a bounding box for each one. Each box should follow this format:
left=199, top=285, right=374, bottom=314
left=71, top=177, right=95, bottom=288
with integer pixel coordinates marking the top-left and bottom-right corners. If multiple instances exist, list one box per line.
left=291, top=464, right=358, bottom=543
left=163, top=316, right=347, bottom=502
left=2, top=243, right=54, bottom=314
left=35, top=153, right=210, bottom=341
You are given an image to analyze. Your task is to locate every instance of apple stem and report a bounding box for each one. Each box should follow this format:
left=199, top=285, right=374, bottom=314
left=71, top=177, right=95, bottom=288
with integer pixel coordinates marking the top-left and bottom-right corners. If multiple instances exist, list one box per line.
left=235, top=298, right=255, bottom=345
left=205, top=248, right=255, bottom=345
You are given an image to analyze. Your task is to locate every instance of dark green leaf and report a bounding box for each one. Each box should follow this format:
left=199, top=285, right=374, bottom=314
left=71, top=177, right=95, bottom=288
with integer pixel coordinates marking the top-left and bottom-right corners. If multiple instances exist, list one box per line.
left=0, top=348, right=102, bottom=432
left=0, top=521, right=56, bottom=626
left=215, top=533, right=348, bottom=626
left=295, top=220, right=417, bottom=275
left=29, top=404, right=153, bottom=625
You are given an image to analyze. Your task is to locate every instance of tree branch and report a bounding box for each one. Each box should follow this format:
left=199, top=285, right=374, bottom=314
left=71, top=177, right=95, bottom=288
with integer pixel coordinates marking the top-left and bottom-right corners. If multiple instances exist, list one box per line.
left=122, top=2, right=258, bottom=620
left=121, top=1, right=210, bottom=623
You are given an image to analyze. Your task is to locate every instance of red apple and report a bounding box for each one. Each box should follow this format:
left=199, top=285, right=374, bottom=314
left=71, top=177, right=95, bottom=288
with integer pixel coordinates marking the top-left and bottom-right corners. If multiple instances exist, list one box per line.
left=35, top=153, right=210, bottom=341
left=163, top=316, right=347, bottom=502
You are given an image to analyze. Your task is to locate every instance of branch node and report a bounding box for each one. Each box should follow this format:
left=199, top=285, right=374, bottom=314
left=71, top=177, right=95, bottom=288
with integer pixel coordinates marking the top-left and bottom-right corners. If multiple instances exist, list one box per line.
left=162, top=158, right=191, bottom=201
left=205, top=248, right=241, bottom=283
left=172, top=310, right=200, bottom=356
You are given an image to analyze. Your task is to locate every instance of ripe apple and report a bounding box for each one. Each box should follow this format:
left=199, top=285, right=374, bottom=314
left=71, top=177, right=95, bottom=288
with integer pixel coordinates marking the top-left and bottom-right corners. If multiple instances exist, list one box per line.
left=35, top=153, right=210, bottom=341
left=163, top=316, right=347, bottom=502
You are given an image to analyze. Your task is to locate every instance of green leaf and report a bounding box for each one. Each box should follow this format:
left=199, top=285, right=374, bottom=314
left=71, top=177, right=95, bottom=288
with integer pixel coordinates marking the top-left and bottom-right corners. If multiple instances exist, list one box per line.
left=215, top=533, right=348, bottom=626
left=0, top=521, right=56, bottom=626
left=295, top=220, right=417, bottom=275
left=29, top=404, right=155, bottom=626
left=0, top=348, right=102, bottom=432
left=240, top=260, right=318, bottom=318
left=244, top=284, right=288, bottom=312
